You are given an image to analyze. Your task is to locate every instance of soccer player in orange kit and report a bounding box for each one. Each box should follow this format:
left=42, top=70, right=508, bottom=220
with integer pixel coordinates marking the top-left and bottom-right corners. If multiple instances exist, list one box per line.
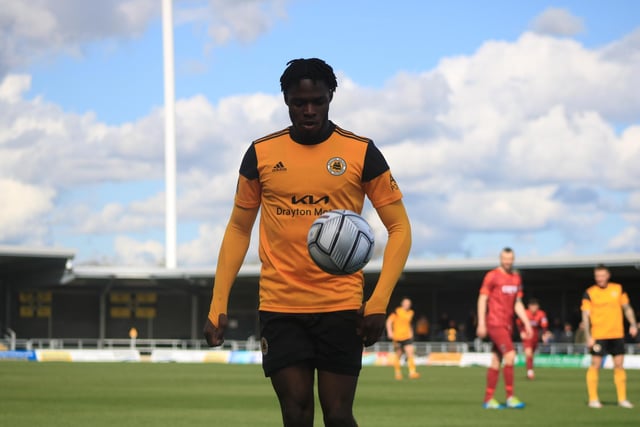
left=582, top=264, right=637, bottom=409
left=203, top=58, right=411, bottom=427
left=386, top=297, right=420, bottom=380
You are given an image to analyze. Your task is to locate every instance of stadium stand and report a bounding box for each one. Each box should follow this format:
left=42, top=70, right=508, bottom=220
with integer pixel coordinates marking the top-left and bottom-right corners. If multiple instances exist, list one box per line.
left=1, top=245, right=639, bottom=354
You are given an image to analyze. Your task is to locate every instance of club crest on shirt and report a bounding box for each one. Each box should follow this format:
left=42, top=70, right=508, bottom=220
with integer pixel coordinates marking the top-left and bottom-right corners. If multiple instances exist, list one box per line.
left=327, top=157, right=347, bottom=176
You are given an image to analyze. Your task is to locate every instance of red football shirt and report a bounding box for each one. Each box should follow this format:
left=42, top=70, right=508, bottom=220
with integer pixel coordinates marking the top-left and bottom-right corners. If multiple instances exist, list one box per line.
left=479, top=268, right=523, bottom=328
left=517, top=309, right=548, bottom=334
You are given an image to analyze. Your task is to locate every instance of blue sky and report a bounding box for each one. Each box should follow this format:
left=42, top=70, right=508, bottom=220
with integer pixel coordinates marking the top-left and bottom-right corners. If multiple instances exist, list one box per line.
left=1, top=0, right=639, bottom=266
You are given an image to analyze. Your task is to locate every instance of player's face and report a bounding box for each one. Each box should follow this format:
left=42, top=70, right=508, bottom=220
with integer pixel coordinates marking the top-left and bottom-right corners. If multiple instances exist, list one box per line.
left=529, top=303, right=538, bottom=313
left=401, top=298, right=411, bottom=310
left=594, top=269, right=610, bottom=287
left=500, top=251, right=515, bottom=272
left=285, top=79, right=332, bottom=140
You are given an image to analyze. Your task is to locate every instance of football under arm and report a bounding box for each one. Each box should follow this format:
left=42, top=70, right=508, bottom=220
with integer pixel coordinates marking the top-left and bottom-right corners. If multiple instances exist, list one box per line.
left=207, top=204, right=259, bottom=326
left=364, top=200, right=412, bottom=316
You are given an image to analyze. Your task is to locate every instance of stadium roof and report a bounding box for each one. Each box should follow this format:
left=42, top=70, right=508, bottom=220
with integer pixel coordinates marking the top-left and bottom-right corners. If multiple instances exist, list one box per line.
left=0, top=245, right=75, bottom=287
left=1, top=245, right=639, bottom=291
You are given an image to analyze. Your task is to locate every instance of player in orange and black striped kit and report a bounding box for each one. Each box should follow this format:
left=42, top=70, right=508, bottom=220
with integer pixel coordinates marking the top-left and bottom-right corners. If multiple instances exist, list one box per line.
left=581, top=264, right=637, bottom=409
left=203, top=58, right=412, bottom=427
left=386, top=297, right=420, bottom=380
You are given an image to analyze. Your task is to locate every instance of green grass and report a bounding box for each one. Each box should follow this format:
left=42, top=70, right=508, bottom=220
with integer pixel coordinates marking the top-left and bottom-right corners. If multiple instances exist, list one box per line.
left=1, top=362, right=638, bottom=426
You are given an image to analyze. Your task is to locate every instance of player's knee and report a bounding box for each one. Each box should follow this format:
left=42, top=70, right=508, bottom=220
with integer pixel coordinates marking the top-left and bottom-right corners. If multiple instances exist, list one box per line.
left=281, top=403, right=314, bottom=425
left=503, top=351, right=516, bottom=365
left=322, top=407, right=356, bottom=427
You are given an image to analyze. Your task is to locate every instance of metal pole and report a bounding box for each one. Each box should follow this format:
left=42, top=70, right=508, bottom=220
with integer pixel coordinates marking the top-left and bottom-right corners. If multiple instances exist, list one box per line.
left=162, top=0, right=177, bottom=268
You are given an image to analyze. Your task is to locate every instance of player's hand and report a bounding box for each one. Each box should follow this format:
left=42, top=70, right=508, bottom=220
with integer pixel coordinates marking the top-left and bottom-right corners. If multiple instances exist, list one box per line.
left=476, top=323, right=487, bottom=339
left=357, top=304, right=386, bottom=347
left=630, top=324, right=638, bottom=338
left=586, top=337, right=595, bottom=349
left=203, top=313, right=228, bottom=347
left=523, top=325, right=533, bottom=340
left=519, top=331, right=527, bottom=340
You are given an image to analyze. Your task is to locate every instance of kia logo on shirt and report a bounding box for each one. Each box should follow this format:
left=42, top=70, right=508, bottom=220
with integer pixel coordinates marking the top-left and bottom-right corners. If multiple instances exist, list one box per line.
left=501, top=285, right=519, bottom=294
left=291, top=195, right=330, bottom=205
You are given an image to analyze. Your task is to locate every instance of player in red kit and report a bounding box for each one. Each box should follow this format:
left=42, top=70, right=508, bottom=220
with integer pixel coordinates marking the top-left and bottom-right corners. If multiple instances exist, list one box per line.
left=516, top=298, right=549, bottom=380
left=477, top=247, right=532, bottom=409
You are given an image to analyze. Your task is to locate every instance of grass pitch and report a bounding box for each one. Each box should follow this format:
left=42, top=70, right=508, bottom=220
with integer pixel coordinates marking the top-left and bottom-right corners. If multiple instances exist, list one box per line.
left=1, top=362, right=638, bottom=426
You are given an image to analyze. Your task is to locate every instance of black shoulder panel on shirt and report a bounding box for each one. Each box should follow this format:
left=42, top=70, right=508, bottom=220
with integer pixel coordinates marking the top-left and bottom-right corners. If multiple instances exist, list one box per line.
left=362, top=140, right=390, bottom=182
left=240, top=128, right=289, bottom=180
left=239, top=143, right=258, bottom=180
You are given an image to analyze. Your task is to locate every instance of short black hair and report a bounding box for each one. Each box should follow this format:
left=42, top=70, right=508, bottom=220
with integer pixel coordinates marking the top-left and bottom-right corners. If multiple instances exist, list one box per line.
left=594, top=263, right=609, bottom=272
left=279, top=58, right=338, bottom=94
left=528, top=298, right=539, bottom=306
left=502, top=247, right=514, bottom=254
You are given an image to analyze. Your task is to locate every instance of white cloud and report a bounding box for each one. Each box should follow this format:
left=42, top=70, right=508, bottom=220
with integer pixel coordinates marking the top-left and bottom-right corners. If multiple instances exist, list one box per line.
left=113, top=235, right=164, bottom=266
left=444, top=187, right=563, bottom=231
left=0, top=0, right=158, bottom=75
left=0, top=0, right=290, bottom=77
left=530, top=7, right=585, bottom=36
left=203, top=0, right=289, bottom=45
left=3, top=16, right=640, bottom=264
left=178, top=223, right=261, bottom=267
left=75, top=194, right=164, bottom=234
left=607, top=226, right=640, bottom=252
left=0, top=74, right=31, bottom=103
left=0, top=178, right=55, bottom=242
left=177, top=223, right=224, bottom=267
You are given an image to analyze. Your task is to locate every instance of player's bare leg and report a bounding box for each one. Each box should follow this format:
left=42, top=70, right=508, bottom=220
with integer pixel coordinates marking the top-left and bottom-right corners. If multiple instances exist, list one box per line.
left=405, top=344, right=420, bottom=379
left=587, top=355, right=602, bottom=408
left=270, top=363, right=315, bottom=427
left=393, top=345, right=403, bottom=380
left=318, top=370, right=359, bottom=427
left=524, top=346, right=535, bottom=379
left=613, top=354, right=633, bottom=408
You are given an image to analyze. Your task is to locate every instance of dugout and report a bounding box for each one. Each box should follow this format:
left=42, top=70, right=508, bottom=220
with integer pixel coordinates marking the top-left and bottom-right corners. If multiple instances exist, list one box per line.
left=1, top=245, right=639, bottom=343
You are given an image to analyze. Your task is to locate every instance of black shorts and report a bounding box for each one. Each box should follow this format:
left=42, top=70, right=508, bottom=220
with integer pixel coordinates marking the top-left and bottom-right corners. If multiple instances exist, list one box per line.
left=591, top=338, right=626, bottom=357
left=393, top=339, right=414, bottom=352
left=259, top=310, right=363, bottom=377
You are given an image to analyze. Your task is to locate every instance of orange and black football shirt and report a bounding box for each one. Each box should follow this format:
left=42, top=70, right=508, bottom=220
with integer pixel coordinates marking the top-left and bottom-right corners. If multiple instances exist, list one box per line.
left=388, top=308, right=415, bottom=342
left=235, top=122, right=402, bottom=313
left=581, top=282, right=630, bottom=340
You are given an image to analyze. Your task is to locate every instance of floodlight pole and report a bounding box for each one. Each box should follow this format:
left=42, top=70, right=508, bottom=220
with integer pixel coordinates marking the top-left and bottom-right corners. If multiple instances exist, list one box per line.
left=162, top=0, right=177, bottom=268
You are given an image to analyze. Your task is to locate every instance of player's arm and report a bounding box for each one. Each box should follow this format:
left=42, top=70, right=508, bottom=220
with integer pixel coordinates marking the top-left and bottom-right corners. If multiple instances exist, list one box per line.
left=358, top=200, right=411, bottom=346
left=623, top=303, right=638, bottom=337
left=364, top=200, right=411, bottom=315
left=204, top=203, right=259, bottom=346
left=514, top=297, right=532, bottom=339
left=516, top=316, right=527, bottom=340
left=540, top=311, right=549, bottom=333
left=385, top=314, right=396, bottom=340
left=581, top=293, right=594, bottom=347
left=476, top=293, right=488, bottom=338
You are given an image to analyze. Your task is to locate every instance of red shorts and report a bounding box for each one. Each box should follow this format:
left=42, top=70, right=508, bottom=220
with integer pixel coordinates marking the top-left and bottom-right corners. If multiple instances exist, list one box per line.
left=487, top=325, right=514, bottom=356
left=522, top=330, right=540, bottom=350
